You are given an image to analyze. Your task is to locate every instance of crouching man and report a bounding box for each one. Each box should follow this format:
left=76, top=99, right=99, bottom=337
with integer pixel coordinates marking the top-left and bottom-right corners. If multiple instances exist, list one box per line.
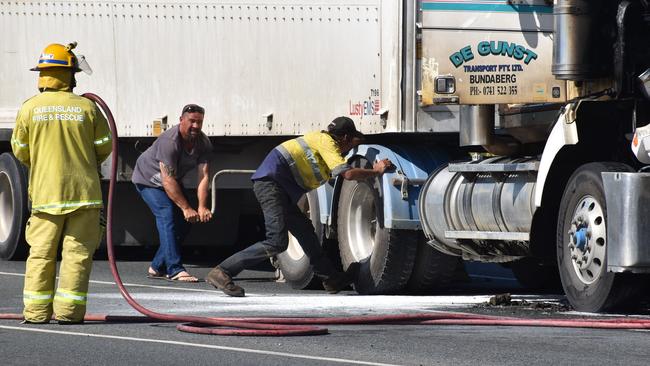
left=206, top=117, right=392, bottom=297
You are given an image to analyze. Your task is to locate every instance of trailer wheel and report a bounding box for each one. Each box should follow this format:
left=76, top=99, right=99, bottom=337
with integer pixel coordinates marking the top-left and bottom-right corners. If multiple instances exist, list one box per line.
left=275, top=191, right=329, bottom=289
left=407, top=234, right=463, bottom=293
left=0, top=153, right=29, bottom=260
left=557, top=162, right=643, bottom=312
left=337, top=170, right=417, bottom=294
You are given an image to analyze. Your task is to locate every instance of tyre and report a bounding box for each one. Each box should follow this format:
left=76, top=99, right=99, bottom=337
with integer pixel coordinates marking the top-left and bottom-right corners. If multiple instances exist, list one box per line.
left=337, top=162, right=417, bottom=294
left=0, top=153, right=29, bottom=260
left=407, top=234, right=463, bottom=293
left=510, top=258, right=561, bottom=291
left=275, top=191, right=332, bottom=289
left=557, top=162, right=644, bottom=312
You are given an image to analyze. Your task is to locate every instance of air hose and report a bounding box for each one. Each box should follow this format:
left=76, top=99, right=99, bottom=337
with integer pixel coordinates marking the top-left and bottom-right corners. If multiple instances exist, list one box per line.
left=2, top=93, right=650, bottom=335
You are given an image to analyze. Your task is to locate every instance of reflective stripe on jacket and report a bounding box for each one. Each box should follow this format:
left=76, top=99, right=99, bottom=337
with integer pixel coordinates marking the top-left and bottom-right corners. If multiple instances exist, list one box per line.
left=276, top=131, right=348, bottom=191
left=11, top=91, right=112, bottom=214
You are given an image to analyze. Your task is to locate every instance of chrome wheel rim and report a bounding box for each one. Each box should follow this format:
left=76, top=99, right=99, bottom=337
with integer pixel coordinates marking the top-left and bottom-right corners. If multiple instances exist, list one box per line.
left=567, top=195, right=606, bottom=285
left=286, top=233, right=306, bottom=260
left=286, top=197, right=310, bottom=261
left=345, top=182, right=377, bottom=262
left=0, top=171, right=13, bottom=242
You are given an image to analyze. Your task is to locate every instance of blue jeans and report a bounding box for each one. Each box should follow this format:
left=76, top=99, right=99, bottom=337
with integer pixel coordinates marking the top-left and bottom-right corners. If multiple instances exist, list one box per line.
left=135, top=184, right=191, bottom=277
left=219, top=179, right=335, bottom=279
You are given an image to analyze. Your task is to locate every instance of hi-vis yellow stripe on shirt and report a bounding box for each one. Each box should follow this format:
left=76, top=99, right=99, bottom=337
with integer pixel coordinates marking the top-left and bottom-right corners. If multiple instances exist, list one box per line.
left=276, top=132, right=348, bottom=191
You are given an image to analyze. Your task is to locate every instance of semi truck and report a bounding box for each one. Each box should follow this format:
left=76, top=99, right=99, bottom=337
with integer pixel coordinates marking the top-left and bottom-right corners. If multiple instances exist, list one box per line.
left=1, top=0, right=649, bottom=312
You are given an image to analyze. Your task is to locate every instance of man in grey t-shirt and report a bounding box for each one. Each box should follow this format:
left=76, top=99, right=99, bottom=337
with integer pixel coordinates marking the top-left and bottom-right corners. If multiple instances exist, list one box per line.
left=132, top=104, right=213, bottom=282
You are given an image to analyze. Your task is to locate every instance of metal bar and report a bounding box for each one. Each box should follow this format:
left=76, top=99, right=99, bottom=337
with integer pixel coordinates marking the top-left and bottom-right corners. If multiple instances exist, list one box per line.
left=210, top=169, right=255, bottom=214
left=445, top=230, right=530, bottom=241
left=448, top=162, right=539, bottom=173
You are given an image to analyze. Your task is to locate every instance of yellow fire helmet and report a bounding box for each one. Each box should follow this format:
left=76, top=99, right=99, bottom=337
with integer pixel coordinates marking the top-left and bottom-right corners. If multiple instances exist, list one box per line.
left=30, top=42, right=92, bottom=75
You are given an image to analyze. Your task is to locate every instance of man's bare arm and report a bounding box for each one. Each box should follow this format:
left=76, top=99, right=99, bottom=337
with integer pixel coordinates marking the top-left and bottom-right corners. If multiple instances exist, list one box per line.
left=160, top=161, right=199, bottom=222
left=341, top=159, right=393, bottom=180
left=197, top=163, right=212, bottom=222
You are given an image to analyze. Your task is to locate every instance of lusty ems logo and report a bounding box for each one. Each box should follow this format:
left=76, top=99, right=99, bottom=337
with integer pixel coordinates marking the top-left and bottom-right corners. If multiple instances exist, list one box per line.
left=349, top=99, right=381, bottom=116
left=449, top=41, right=538, bottom=67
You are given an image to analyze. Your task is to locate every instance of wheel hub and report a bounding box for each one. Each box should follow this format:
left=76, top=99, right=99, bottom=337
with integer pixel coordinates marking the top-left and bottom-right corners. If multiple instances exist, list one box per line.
left=574, top=227, right=588, bottom=251
left=567, top=196, right=606, bottom=285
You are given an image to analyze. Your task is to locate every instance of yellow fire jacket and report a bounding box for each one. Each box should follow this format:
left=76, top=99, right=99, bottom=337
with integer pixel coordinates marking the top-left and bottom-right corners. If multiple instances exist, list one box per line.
left=11, top=90, right=112, bottom=214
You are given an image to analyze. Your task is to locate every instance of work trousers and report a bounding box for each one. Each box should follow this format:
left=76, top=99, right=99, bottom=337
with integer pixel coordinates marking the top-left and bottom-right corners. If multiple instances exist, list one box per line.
left=219, top=179, right=335, bottom=279
left=23, top=208, right=101, bottom=323
left=135, top=184, right=191, bottom=278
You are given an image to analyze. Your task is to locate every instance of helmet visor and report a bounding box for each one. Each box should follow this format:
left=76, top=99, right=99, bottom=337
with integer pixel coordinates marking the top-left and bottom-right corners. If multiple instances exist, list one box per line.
left=76, top=55, right=93, bottom=75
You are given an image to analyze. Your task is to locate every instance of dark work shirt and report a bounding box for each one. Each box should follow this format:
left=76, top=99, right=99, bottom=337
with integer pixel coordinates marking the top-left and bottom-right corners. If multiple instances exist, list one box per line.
left=131, top=125, right=212, bottom=188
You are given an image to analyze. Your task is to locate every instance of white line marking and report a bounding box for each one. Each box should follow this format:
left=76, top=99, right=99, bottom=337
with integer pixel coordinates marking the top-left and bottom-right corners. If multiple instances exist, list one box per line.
left=0, top=325, right=400, bottom=366
left=0, top=271, right=25, bottom=277
left=90, top=279, right=215, bottom=293
left=0, top=271, right=213, bottom=293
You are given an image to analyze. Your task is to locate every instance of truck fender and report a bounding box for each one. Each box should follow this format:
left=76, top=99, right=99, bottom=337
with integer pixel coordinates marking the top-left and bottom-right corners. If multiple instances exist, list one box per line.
left=314, top=183, right=334, bottom=227
left=534, top=103, right=579, bottom=207
left=323, top=144, right=450, bottom=231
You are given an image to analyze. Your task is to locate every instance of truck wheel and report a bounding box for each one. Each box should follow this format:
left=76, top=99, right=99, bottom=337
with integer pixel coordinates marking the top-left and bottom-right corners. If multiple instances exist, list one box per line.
left=557, top=162, right=643, bottom=312
left=275, top=191, right=329, bottom=289
left=337, top=173, right=417, bottom=294
left=407, top=234, right=463, bottom=293
left=510, top=258, right=561, bottom=291
left=0, top=153, right=29, bottom=260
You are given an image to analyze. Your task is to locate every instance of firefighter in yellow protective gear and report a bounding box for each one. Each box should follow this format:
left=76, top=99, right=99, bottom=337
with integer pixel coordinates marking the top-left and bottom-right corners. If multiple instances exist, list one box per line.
left=11, top=42, right=112, bottom=324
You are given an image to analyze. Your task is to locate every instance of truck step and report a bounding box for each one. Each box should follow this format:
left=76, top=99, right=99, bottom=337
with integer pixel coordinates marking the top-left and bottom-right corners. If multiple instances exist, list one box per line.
left=445, top=230, right=530, bottom=241
left=448, top=161, right=539, bottom=173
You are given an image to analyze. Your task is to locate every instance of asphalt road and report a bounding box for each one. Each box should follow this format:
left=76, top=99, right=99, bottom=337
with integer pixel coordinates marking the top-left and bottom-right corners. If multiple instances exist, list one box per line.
left=1, top=258, right=650, bottom=366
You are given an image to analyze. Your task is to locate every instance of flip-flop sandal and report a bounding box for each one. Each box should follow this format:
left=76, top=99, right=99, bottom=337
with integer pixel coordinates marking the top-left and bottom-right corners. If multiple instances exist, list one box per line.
left=147, top=268, right=167, bottom=280
left=167, top=272, right=201, bottom=283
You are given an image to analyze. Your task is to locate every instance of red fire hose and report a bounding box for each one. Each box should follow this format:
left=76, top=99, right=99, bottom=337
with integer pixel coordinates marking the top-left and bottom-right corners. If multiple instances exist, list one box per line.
left=2, top=93, right=650, bottom=335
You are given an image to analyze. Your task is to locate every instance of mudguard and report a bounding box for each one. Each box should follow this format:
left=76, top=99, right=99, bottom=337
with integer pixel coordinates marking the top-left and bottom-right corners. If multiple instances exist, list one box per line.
left=535, top=103, right=578, bottom=207
left=315, top=144, right=450, bottom=230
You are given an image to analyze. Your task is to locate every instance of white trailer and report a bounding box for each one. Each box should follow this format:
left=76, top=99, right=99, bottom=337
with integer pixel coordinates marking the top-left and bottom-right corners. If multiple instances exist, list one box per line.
left=2, top=0, right=649, bottom=311
left=0, top=1, right=459, bottom=293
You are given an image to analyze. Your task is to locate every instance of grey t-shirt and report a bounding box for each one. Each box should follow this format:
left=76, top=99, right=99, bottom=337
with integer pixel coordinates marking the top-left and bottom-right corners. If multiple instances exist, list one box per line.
left=131, top=124, right=213, bottom=188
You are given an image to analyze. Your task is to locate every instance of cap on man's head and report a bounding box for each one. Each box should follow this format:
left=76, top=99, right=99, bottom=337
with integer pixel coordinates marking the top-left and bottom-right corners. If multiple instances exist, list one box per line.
left=182, top=104, right=205, bottom=115
left=327, top=116, right=364, bottom=138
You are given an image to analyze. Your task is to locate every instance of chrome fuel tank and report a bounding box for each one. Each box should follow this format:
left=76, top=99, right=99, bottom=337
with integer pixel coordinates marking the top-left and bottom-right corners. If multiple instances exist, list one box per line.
left=419, top=157, right=538, bottom=261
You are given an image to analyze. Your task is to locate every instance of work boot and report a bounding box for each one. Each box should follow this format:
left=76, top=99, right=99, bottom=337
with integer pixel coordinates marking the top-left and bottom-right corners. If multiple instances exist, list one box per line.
left=21, top=319, right=50, bottom=325
left=322, top=262, right=360, bottom=294
left=205, top=266, right=245, bottom=297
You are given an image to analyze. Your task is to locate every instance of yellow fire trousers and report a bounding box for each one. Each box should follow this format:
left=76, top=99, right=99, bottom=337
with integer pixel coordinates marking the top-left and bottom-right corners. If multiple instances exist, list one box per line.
left=23, top=208, right=101, bottom=323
